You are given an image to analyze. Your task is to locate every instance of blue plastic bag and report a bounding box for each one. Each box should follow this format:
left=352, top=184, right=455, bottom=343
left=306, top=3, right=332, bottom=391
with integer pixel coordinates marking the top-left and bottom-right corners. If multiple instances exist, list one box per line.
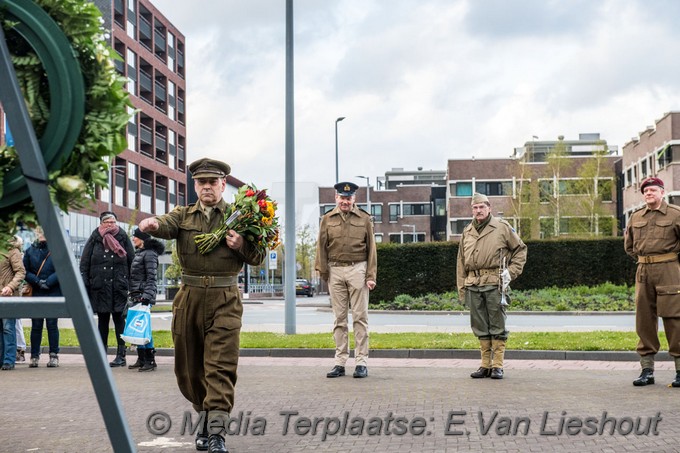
left=121, top=303, right=151, bottom=345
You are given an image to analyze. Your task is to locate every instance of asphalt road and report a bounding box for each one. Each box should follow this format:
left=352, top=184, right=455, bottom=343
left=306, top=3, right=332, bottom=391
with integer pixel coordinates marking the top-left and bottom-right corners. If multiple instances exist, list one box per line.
left=50, top=294, right=646, bottom=333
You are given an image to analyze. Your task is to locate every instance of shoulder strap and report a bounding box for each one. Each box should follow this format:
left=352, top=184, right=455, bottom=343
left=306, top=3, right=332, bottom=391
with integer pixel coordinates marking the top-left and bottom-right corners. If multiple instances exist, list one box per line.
left=37, top=251, right=51, bottom=276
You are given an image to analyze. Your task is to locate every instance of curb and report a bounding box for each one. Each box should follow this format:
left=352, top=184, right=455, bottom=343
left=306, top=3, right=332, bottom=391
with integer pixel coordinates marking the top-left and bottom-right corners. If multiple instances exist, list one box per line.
left=49, top=346, right=675, bottom=362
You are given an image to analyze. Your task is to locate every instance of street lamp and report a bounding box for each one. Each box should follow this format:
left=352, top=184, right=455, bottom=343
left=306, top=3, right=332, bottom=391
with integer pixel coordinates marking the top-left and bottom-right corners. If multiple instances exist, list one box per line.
left=356, top=175, right=370, bottom=215
left=334, top=117, right=345, bottom=183
left=402, top=224, right=416, bottom=243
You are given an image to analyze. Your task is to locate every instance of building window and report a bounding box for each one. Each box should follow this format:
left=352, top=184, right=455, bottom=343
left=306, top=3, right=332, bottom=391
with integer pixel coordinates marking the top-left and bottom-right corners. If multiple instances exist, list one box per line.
left=320, top=205, right=334, bottom=216
left=126, top=49, right=137, bottom=95
left=451, top=219, right=471, bottom=235
left=476, top=181, right=512, bottom=196
left=598, top=179, right=613, bottom=202
left=389, top=204, right=400, bottom=222
left=626, top=168, right=632, bottom=187
left=657, top=145, right=674, bottom=170
left=371, top=204, right=382, bottom=222
left=388, top=232, right=425, bottom=243
left=402, top=203, right=431, bottom=216
left=434, top=198, right=446, bottom=216
left=127, top=163, right=137, bottom=208
left=456, top=182, right=472, bottom=196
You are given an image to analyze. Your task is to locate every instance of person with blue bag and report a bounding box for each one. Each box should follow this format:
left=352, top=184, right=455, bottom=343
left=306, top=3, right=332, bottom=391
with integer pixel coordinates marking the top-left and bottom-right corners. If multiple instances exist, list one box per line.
left=126, top=228, right=164, bottom=372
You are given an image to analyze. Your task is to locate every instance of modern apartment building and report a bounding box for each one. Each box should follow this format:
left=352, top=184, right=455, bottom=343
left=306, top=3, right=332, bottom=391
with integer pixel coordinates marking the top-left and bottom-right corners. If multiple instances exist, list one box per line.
left=447, top=134, right=621, bottom=240
left=621, top=111, right=680, bottom=221
left=319, top=168, right=448, bottom=243
left=54, top=0, right=189, bottom=256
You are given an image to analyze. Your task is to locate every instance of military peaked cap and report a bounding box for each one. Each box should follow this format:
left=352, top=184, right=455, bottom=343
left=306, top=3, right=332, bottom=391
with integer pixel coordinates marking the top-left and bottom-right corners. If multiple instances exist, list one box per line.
left=189, top=158, right=231, bottom=179
left=334, top=181, right=359, bottom=196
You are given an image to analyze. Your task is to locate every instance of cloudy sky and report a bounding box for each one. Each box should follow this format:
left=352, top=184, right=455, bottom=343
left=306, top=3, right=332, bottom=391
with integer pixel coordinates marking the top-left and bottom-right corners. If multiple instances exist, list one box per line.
left=155, top=0, right=680, bottom=194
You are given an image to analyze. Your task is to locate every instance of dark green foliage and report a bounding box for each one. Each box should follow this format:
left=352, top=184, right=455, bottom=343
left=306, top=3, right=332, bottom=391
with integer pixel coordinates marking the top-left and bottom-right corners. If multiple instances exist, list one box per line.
left=371, top=238, right=637, bottom=305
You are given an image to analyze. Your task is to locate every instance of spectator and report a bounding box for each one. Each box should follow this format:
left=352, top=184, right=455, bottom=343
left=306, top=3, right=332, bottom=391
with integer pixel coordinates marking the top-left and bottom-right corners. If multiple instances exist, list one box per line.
left=127, top=228, right=164, bottom=372
left=23, top=226, right=61, bottom=368
left=79, top=212, right=134, bottom=367
left=0, top=235, right=26, bottom=370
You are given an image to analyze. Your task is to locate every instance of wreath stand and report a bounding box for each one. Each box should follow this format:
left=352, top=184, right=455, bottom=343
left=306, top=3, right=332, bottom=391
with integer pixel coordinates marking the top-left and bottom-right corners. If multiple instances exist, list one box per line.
left=0, top=1, right=134, bottom=451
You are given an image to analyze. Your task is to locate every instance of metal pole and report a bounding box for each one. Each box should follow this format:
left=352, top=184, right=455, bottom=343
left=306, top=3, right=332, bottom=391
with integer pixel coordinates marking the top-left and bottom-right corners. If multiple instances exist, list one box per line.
left=284, top=0, right=296, bottom=334
left=335, top=116, right=345, bottom=183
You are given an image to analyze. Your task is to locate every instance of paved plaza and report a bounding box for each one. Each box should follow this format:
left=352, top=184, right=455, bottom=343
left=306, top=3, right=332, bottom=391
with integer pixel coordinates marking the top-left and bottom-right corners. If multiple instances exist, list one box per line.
left=1, top=352, right=679, bottom=452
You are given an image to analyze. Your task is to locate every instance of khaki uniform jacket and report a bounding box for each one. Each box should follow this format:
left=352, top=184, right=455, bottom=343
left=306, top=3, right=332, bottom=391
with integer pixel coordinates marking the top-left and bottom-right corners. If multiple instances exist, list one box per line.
left=457, top=216, right=527, bottom=289
left=315, top=205, right=377, bottom=282
left=624, top=201, right=680, bottom=259
left=153, top=199, right=265, bottom=275
left=0, top=247, right=26, bottom=296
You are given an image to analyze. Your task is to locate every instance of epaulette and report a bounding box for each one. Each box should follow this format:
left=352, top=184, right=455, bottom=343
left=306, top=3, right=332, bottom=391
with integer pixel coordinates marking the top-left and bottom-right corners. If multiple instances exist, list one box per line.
left=666, top=203, right=680, bottom=213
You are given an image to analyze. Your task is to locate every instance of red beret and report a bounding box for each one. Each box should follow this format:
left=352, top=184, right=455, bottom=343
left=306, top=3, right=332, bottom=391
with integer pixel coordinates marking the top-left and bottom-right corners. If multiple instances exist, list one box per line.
left=640, top=177, right=664, bottom=193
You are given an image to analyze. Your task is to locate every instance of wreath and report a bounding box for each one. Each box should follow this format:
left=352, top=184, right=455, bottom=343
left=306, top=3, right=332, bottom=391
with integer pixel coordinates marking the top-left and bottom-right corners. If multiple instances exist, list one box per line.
left=0, top=0, right=132, bottom=251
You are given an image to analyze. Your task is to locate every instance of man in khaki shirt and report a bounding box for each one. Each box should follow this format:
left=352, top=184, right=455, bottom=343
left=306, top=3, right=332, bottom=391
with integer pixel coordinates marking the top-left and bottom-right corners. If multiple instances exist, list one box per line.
left=457, top=193, right=527, bottom=380
left=624, top=177, right=680, bottom=388
left=140, top=158, right=264, bottom=453
left=316, top=182, right=377, bottom=379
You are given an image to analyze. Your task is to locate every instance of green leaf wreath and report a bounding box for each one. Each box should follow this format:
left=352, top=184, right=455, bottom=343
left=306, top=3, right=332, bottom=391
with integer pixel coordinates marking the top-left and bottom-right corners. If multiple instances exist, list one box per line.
left=0, top=0, right=132, bottom=251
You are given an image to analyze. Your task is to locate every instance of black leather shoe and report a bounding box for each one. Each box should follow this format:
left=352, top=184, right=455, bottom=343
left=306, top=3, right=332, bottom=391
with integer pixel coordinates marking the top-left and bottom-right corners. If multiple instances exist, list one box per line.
left=490, top=368, right=504, bottom=379
left=470, top=367, right=491, bottom=378
left=195, top=430, right=209, bottom=451
left=671, top=371, right=680, bottom=388
left=353, top=365, right=368, bottom=378
left=633, top=368, right=655, bottom=386
left=326, top=365, right=345, bottom=378
left=208, top=434, right=228, bottom=453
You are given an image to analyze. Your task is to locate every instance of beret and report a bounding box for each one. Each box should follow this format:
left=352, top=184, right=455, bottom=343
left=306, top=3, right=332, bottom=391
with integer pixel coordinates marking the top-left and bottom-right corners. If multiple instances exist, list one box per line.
left=640, top=177, right=664, bottom=194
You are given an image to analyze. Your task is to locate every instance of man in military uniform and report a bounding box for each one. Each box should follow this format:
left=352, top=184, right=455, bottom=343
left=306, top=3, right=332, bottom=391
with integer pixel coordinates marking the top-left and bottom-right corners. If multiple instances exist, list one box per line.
left=315, top=182, right=377, bottom=379
left=139, top=158, right=264, bottom=453
left=457, top=193, right=527, bottom=380
left=624, top=177, right=680, bottom=388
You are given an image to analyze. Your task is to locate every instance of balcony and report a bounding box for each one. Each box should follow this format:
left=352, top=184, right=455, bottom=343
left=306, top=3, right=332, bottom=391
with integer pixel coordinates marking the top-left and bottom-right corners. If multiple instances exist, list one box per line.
left=139, top=16, right=152, bottom=48
left=154, top=29, right=166, bottom=59
left=154, top=81, right=166, bottom=102
left=139, top=70, right=152, bottom=93
left=155, top=133, right=167, bottom=153
left=139, top=125, right=153, bottom=145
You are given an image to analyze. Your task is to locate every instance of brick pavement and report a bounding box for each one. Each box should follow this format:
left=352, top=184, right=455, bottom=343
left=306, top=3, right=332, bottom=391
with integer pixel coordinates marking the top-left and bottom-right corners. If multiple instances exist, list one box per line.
left=1, top=353, right=679, bottom=453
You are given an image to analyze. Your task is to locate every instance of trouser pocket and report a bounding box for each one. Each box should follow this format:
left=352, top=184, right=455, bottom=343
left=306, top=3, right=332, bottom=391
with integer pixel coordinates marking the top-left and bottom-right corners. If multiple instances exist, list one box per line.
left=657, top=285, right=680, bottom=317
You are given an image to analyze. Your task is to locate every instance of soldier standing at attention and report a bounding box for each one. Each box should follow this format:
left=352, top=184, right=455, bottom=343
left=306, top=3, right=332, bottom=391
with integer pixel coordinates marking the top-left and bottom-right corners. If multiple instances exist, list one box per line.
left=624, top=176, right=680, bottom=388
left=316, top=182, right=377, bottom=379
left=139, top=158, right=265, bottom=453
left=457, top=193, right=527, bottom=380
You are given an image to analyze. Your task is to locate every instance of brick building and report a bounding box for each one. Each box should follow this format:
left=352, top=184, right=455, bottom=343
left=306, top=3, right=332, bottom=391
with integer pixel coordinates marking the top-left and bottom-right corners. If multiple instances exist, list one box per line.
left=621, top=111, right=680, bottom=221
left=447, top=134, right=621, bottom=240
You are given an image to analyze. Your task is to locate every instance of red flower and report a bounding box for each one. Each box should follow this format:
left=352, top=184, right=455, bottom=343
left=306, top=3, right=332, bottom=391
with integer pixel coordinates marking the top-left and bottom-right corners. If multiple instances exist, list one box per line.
left=245, top=189, right=255, bottom=197
left=258, top=199, right=267, bottom=209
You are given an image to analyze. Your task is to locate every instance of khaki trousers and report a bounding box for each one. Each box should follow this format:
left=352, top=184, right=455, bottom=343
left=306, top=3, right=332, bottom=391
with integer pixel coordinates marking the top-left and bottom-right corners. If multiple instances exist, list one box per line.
left=466, top=285, right=508, bottom=340
left=172, top=284, right=242, bottom=421
left=635, top=261, right=680, bottom=359
left=329, top=261, right=369, bottom=366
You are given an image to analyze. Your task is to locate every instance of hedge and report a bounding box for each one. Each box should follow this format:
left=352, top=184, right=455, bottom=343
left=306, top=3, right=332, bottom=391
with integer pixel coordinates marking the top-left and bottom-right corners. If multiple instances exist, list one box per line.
left=371, top=238, right=638, bottom=304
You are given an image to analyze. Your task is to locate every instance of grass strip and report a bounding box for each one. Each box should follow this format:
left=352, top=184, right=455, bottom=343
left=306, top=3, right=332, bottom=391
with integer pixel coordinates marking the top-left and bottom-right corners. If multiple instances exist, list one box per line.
left=29, top=329, right=667, bottom=352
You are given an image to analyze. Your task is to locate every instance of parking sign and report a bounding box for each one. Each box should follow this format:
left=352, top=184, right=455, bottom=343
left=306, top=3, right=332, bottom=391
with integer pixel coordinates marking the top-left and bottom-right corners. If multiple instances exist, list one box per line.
left=269, top=251, right=278, bottom=269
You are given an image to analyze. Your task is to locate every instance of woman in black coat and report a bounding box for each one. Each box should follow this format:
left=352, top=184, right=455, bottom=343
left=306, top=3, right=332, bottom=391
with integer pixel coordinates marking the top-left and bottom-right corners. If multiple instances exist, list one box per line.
left=127, top=228, right=165, bottom=372
left=79, top=211, right=134, bottom=367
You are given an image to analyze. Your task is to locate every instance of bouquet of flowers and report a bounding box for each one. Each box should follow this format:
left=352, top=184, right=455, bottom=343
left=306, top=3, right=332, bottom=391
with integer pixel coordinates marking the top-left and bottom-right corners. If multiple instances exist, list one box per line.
left=195, top=184, right=280, bottom=255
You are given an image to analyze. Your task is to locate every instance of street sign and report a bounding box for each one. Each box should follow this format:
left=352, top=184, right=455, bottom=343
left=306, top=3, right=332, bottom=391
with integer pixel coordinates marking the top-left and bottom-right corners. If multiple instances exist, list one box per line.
left=269, top=251, right=278, bottom=269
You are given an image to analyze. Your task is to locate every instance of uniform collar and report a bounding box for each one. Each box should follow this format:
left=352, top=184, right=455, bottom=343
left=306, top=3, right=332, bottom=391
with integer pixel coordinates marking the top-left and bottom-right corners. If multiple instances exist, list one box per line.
left=188, top=198, right=228, bottom=215
left=329, top=204, right=360, bottom=217
left=643, top=200, right=668, bottom=216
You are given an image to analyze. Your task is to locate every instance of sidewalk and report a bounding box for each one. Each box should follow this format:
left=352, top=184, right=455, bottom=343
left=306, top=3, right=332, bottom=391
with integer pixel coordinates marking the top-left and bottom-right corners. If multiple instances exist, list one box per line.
left=2, top=353, right=679, bottom=452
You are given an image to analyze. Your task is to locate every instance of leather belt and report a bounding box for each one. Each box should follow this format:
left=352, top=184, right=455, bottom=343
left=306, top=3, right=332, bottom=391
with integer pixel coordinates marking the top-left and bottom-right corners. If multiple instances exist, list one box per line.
left=637, top=253, right=678, bottom=264
left=469, top=268, right=499, bottom=277
left=329, top=261, right=360, bottom=267
left=181, top=274, right=238, bottom=287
